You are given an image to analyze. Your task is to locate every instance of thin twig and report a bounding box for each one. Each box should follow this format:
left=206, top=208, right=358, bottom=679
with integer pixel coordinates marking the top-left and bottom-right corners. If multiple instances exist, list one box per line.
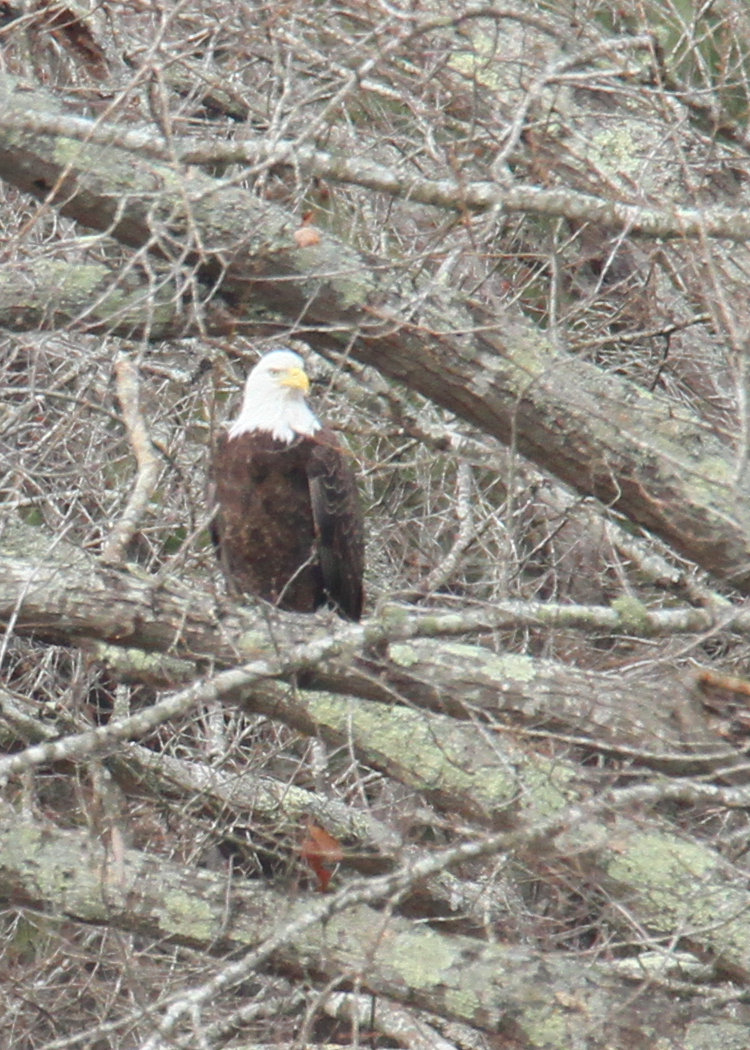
left=101, top=353, right=160, bottom=564
left=416, top=462, right=476, bottom=597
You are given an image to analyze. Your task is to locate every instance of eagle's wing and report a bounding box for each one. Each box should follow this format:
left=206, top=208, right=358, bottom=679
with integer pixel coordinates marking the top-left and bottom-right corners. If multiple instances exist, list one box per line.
left=307, top=429, right=364, bottom=620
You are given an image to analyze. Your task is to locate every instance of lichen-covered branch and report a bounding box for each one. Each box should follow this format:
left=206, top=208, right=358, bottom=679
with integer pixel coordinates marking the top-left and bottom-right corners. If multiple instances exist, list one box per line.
left=0, top=524, right=743, bottom=779
left=0, top=805, right=737, bottom=1046
left=9, top=106, right=750, bottom=241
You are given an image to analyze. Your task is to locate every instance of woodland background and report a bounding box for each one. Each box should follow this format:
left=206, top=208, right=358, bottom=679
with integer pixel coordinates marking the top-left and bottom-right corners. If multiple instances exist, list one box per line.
left=3, top=1, right=750, bottom=1048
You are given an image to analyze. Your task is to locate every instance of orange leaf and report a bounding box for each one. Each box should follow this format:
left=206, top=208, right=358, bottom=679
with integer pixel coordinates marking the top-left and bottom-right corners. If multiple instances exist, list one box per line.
left=301, top=822, right=343, bottom=892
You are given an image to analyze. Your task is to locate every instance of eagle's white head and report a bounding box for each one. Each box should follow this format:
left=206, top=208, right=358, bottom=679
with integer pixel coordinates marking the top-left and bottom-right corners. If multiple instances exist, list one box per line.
left=228, top=348, right=322, bottom=443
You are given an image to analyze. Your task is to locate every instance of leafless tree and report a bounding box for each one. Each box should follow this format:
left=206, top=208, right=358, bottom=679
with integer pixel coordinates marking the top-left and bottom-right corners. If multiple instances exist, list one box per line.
left=3, top=1, right=750, bottom=1047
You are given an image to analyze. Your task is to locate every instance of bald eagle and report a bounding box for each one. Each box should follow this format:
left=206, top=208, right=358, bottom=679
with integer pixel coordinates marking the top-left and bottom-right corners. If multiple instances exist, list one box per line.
left=210, top=349, right=364, bottom=620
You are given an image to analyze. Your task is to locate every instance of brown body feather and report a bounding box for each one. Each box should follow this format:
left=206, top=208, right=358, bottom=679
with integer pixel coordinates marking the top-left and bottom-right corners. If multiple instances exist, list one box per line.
left=210, top=427, right=364, bottom=620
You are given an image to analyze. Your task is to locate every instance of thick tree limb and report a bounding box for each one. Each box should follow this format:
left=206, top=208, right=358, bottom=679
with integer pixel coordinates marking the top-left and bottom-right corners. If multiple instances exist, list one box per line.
left=0, top=527, right=743, bottom=780
left=0, top=805, right=741, bottom=1045
left=0, top=256, right=189, bottom=338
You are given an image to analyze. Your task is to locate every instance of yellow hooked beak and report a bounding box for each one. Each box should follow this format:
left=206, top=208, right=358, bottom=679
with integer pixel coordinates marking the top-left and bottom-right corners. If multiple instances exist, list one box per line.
left=280, top=366, right=310, bottom=393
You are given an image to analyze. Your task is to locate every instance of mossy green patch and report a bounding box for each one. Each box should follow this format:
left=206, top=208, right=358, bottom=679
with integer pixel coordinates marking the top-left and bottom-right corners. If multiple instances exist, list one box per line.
left=158, top=887, right=217, bottom=941
left=389, top=643, right=419, bottom=668
left=388, top=926, right=456, bottom=985
left=478, top=651, right=537, bottom=683
left=610, top=595, right=651, bottom=632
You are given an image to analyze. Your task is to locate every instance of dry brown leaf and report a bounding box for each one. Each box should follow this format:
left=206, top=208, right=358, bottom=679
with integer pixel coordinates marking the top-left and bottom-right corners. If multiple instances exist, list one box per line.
left=301, top=821, right=343, bottom=892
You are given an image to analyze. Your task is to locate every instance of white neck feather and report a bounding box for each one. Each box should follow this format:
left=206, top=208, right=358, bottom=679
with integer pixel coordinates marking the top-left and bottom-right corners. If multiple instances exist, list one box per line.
left=228, top=388, right=321, bottom=444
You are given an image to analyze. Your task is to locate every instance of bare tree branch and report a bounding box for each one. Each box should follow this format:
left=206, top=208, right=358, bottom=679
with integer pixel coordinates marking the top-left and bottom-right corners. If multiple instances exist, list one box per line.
left=101, top=353, right=161, bottom=563
left=11, top=104, right=750, bottom=242
left=0, top=527, right=746, bottom=788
